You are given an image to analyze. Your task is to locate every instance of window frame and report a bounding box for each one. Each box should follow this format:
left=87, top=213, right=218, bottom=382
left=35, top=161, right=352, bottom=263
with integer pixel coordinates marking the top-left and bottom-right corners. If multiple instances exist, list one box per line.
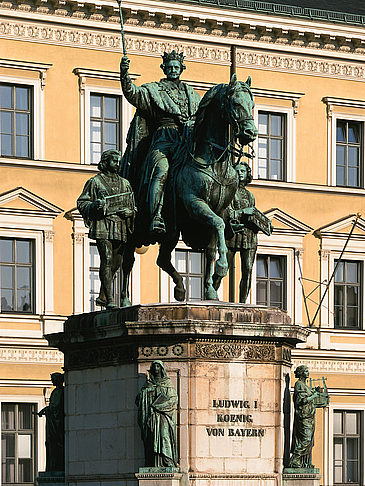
left=334, top=260, right=362, bottom=330
left=335, top=119, right=363, bottom=189
left=256, top=111, right=287, bottom=182
left=174, top=248, right=205, bottom=302
left=0, top=237, right=35, bottom=314
left=255, top=253, right=287, bottom=310
left=328, top=405, right=365, bottom=486
left=0, top=75, right=45, bottom=161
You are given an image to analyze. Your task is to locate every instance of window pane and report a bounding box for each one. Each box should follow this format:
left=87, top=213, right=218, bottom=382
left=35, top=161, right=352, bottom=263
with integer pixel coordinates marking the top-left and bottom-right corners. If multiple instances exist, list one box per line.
left=17, top=289, right=31, bottom=312
left=336, top=145, right=345, bottom=165
left=16, top=240, right=31, bottom=264
left=0, top=85, right=13, bottom=109
left=346, top=413, right=358, bottom=434
left=336, top=122, right=345, bottom=142
left=104, top=97, right=117, bottom=119
left=16, top=87, right=29, bottom=110
left=348, top=146, right=359, bottom=167
left=16, top=135, right=29, bottom=158
left=1, top=289, right=14, bottom=311
left=90, top=244, right=100, bottom=268
left=190, top=277, right=202, bottom=300
left=18, top=404, right=33, bottom=430
left=18, top=458, right=32, bottom=482
left=348, top=123, right=360, bottom=143
left=334, top=262, right=344, bottom=282
left=18, top=434, right=31, bottom=458
left=258, top=113, right=268, bottom=135
left=270, top=258, right=282, bottom=278
left=270, top=114, right=282, bottom=136
left=1, top=266, right=14, bottom=289
left=256, top=281, right=267, bottom=305
left=347, top=306, right=359, bottom=328
left=347, top=287, right=358, bottom=307
left=90, top=143, right=101, bottom=164
left=347, top=438, right=358, bottom=460
left=336, top=165, right=346, bottom=186
left=90, top=95, right=101, bottom=118
left=3, top=459, right=15, bottom=482
left=257, top=257, right=267, bottom=278
left=0, top=239, right=13, bottom=262
left=270, top=159, right=281, bottom=180
left=270, top=281, right=282, bottom=306
left=175, top=251, right=187, bottom=273
left=270, top=139, right=281, bottom=159
left=334, top=412, right=343, bottom=434
left=90, top=121, right=101, bottom=143
left=258, top=160, right=268, bottom=179
left=17, top=267, right=31, bottom=291
left=104, top=122, right=117, bottom=145
left=190, top=252, right=202, bottom=274
left=1, top=133, right=13, bottom=156
left=334, top=286, right=343, bottom=306
left=334, top=306, right=343, bottom=328
left=15, top=113, right=29, bottom=136
left=348, top=167, right=359, bottom=187
left=347, top=461, right=358, bottom=483
left=258, top=139, right=267, bottom=159
left=3, top=434, right=15, bottom=457
left=1, top=111, right=12, bottom=134
left=334, top=438, right=343, bottom=460
left=334, top=465, right=343, bottom=483
left=1, top=405, right=15, bottom=430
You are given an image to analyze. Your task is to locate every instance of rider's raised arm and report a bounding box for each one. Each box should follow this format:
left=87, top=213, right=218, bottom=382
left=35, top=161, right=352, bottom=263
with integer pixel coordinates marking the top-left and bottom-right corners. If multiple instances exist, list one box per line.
left=120, top=56, right=150, bottom=112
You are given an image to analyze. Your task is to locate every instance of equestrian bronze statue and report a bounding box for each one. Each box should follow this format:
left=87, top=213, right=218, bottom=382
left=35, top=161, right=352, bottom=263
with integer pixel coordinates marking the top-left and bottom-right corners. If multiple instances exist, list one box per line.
left=118, top=52, right=258, bottom=303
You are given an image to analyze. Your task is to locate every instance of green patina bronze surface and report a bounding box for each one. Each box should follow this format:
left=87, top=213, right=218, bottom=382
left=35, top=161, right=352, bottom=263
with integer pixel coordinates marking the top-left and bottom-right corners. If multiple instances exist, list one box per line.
left=288, top=365, right=329, bottom=469
left=136, top=361, right=178, bottom=468
left=119, top=51, right=259, bottom=303
left=77, top=150, right=137, bottom=308
left=36, top=373, right=65, bottom=473
left=213, top=162, right=272, bottom=302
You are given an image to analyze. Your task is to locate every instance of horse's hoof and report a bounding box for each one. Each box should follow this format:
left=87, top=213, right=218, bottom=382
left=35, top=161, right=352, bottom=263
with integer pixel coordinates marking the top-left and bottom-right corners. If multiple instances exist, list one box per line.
left=215, top=259, right=228, bottom=278
left=95, top=297, right=107, bottom=307
left=205, top=287, right=219, bottom=300
left=106, top=301, right=117, bottom=310
left=174, top=286, right=186, bottom=302
left=120, top=297, right=132, bottom=308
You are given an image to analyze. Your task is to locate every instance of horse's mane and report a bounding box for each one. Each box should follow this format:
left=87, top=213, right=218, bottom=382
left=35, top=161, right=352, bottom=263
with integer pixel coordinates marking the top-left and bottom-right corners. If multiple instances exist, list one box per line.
left=192, top=80, right=253, bottom=143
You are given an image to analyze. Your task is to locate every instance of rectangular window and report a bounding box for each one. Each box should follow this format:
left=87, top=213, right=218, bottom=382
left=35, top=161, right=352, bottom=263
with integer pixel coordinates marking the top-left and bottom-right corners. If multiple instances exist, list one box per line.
left=336, top=120, right=362, bottom=188
left=0, top=238, right=34, bottom=313
left=1, top=403, right=36, bottom=484
left=175, top=250, right=204, bottom=301
left=333, top=410, right=361, bottom=485
left=90, top=94, right=120, bottom=164
left=257, top=112, right=286, bottom=181
left=0, top=85, right=32, bottom=159
left=256, top=255, right=286, bottom=309
left=334, top=260, right=361, bottom=329
left=89, top=243, right=120, bottom=310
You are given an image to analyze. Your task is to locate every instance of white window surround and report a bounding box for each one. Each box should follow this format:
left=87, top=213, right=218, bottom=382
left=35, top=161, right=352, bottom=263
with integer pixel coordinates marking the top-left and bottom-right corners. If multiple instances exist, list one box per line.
left=0, top=395, right=47, bottom=482
left=0, top=188, right=62, bottom=329
left=73, top=68, right=139, bottom=165
left=160, top=239, right=224, bottom=303
left=315, top=214, right=365, bottom=330
left=326, top=403, right=365, bottom=486
left=249, top=208, right=312, bottom=325
left=65, top=208, right=141, bottom=313
left=0, top=60, right=51, bottom=160
left=323, top=97, right=365, bottom=188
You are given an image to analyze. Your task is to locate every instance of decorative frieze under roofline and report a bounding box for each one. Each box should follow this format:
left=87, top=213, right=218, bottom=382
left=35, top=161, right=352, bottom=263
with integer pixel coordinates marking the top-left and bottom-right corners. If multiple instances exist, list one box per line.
left=0, top=347, right=63, bottom=364
left=0, top=58, right=52, bottom=89
left=1, top=19, right=365, bottom=84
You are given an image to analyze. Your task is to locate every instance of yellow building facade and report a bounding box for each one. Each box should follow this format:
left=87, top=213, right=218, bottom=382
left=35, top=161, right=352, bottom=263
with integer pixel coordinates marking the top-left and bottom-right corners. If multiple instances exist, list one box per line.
left=0, top=0, right=365, bottom=484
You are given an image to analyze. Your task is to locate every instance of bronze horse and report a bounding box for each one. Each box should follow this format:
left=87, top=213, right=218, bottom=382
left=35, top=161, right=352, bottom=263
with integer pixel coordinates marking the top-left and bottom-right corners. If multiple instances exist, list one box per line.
left=120, top=75, right=257, bottom=305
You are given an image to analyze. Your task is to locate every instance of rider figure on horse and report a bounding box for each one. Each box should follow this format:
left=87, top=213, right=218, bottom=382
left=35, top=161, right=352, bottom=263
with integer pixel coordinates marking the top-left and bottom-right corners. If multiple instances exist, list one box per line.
left=120, top=51, right=201, bottom=236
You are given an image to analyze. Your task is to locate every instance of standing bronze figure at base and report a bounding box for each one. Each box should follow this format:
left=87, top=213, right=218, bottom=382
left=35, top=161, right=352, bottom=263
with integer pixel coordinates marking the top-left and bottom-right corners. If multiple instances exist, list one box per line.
left=36, top=373, right=65, bottom=472
left=136, top=361, right=178, bottom=468
left=288, top=365, right=329, bottom=469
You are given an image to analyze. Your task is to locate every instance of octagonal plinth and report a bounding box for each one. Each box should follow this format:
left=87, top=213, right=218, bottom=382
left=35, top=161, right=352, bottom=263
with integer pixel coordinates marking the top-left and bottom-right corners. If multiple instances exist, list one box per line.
left=47, top=302, right=310, bottom=486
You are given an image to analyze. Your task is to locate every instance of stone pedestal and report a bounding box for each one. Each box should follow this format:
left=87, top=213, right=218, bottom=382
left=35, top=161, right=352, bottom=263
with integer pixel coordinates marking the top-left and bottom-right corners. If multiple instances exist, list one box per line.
left=136, top=468, right=182, bottom=486
left=46, top=302, right=309, bottom=486
left=283, top=469, right=321, bottom=486
left=37, top=471, right=65, bottom=486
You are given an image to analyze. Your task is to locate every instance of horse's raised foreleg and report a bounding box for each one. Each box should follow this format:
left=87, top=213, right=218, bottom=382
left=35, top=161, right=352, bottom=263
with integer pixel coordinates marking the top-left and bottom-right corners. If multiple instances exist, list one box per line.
left=185, top=196, right=228, bottom=285
left=156, top=233, right=186, bottom=301
left=120, top=244, right=135, bottom=307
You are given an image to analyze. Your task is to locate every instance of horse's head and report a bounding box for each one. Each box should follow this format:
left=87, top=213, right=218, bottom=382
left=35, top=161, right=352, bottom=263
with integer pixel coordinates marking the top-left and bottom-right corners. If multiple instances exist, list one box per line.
left=224, top=74, right=258, bottom=146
